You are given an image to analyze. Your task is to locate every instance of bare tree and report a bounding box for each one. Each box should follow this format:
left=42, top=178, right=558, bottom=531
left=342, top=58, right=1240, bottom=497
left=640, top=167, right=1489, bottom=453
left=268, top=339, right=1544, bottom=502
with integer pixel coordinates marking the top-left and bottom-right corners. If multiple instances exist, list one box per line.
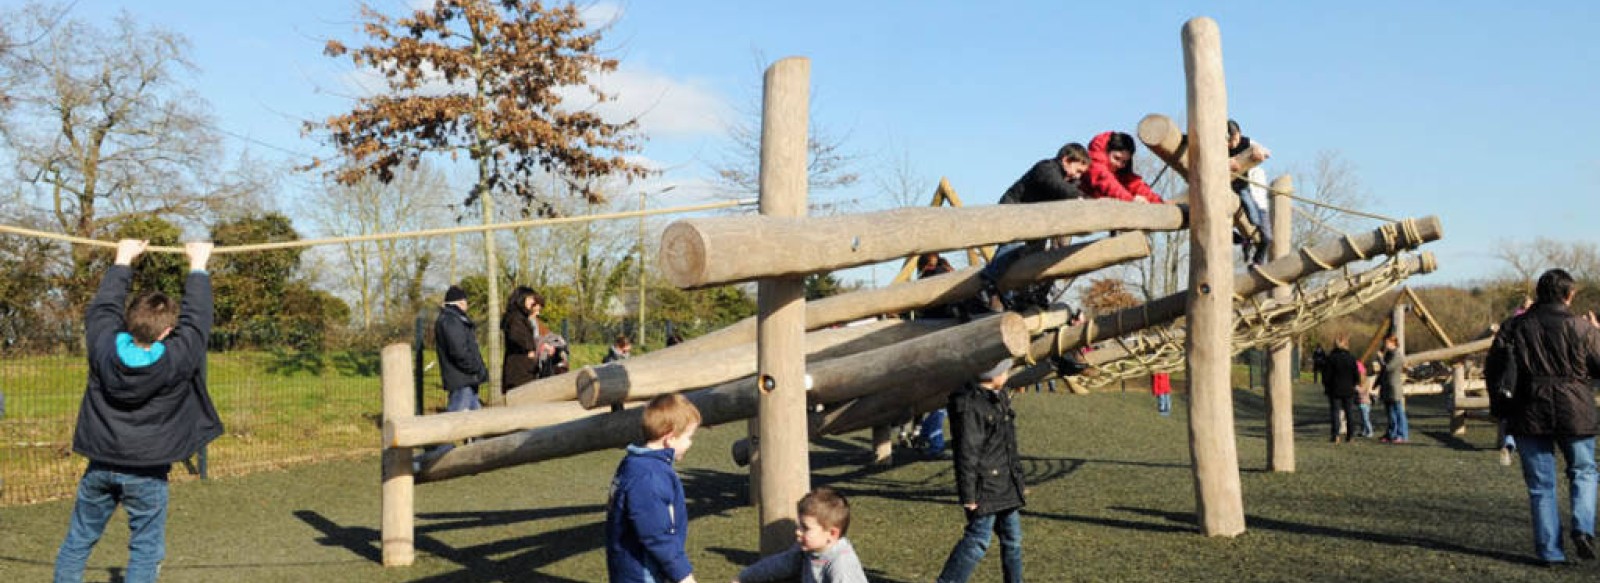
left=0, top=6, right=269, bottom=315
left=711, top=52, right=860, bottom=214
left=1292, top=150, right=1371, bottom=251
left=872, top=136, right=934, bottom=210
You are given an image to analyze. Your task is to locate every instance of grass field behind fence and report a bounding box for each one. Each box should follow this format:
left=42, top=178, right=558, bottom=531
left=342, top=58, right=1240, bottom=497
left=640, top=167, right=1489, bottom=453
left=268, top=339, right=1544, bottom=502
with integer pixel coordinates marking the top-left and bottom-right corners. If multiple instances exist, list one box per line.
left=0, top=343, right=612, bottom=506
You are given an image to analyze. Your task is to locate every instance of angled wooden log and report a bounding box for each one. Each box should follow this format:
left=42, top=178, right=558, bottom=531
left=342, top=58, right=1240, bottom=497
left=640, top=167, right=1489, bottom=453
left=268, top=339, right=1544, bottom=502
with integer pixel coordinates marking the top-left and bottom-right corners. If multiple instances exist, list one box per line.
left=659, top=199, right=1184, bottom=289
left=1025, top=216, right=1443, bottom=363
left=384, top=400, right=625, bottom=449
left=577, top=319, right=944, bottom=409
left=570, top=234, right=1149, bottom=410
left=1138, top=114, right=1266, bottom=184
left=411, top=313, right=1028, bottom=483
left=1408, top=337, right=1491, bottom=364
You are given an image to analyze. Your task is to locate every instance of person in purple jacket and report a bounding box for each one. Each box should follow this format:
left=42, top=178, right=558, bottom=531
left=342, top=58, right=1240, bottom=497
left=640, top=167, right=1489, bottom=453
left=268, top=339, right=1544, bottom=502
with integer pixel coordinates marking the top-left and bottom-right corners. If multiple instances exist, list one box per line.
left=54, top=239, right=221, bottom=583
left=606, top=393, right=702, bottom=583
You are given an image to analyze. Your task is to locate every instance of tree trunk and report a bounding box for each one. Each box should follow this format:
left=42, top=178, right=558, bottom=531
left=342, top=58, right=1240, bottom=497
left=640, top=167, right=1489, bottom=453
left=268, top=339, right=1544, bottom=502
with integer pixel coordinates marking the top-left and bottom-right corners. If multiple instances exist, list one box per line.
left=1266, top=174, right=1296, bottom=473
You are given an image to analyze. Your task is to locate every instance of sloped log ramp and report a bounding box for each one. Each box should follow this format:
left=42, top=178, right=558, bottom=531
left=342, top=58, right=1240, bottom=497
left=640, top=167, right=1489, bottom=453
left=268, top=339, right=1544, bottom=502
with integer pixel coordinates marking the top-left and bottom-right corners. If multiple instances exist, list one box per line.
left=574, top=233, right=1149, bottom=409
left=660, top=199, right=1184, bottom=289
left=413, top=313, right=1029, bottom=483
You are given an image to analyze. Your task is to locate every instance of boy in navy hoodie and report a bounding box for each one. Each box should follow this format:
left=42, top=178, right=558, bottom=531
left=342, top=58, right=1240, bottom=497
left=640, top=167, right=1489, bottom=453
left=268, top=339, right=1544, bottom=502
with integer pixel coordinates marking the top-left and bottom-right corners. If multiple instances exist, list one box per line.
left=606, top=393, right=701, bottom=583
left=54, top=239, right=221, bottom=583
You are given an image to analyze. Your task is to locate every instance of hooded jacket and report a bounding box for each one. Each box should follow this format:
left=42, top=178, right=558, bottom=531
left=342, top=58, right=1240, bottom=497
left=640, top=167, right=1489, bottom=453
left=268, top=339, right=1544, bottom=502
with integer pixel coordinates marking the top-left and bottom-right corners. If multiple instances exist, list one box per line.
left=1321, top=347, right=1361, bottom=399
left=949, top=380, right=1026, bottom=516
left=434, top=303, right=488, bottom=391
left=1485, top=302, right=1600, bottom=437
left=72, top=266, right=223, bottom=467
left=1084, top=131, right=1161, bottom=203
left=606, top=444, right=693, bottom=583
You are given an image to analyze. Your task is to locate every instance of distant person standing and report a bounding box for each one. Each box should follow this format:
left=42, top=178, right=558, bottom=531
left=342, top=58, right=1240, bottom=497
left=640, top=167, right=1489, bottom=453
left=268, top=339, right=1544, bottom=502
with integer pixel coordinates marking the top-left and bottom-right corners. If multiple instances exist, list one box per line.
left=1152, top=372, right=1173, bottom=417
left=435, top=285, right=488, bottom=413
left=502, top=286, right=554, bottom=391
left=1485, top=268, right=1600, bottom=566
left=603, top=334, right=633, bottom=364
left=1376, top=335, right=1410, bottom=444
left=1320, top=334, right=1362, bottom=444
left=54, top=239, right=221, bottom=583
left=1311, top=344, right=1327, bottom=384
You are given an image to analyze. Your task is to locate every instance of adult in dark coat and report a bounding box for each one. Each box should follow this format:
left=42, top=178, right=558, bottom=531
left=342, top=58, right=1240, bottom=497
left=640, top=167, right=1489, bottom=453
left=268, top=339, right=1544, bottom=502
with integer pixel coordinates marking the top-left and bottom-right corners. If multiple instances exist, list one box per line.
left=1485, top=268, right=1600, bottom=565
left=435, top=285, right=488, bottom=413
left=937, top=359, right=1026, bottom=583
left=1320, top=335, right=1362, bottom=443
left=501, top=286, right=551, bottom=391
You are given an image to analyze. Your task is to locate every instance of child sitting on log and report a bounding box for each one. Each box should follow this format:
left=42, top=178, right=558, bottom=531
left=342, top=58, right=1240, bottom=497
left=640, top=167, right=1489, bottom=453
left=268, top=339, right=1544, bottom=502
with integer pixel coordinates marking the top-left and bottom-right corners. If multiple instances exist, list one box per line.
left=732, top=486, right=869, bottom=583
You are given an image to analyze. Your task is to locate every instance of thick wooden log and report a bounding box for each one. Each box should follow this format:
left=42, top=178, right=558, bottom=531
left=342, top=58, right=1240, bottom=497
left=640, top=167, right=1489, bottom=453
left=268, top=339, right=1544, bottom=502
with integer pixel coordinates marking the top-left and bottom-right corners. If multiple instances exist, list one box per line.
left=415, top=378, right=761, bottom=484
left=384, top=400, right=621, bottom=449
left=504, top=369, right=585, bottom=407
left=577, top=319, right=941, bottom=409
left=755, top=56, right=812, bottom=555
left=1182, top=17, right=1246, bottom=538
left=660, top=199, right=1185, bottom=289
left=1026, top=216, right=1444, bottom=363
left=572, top=234, right=1147, bottom=410
left=379, top=344, right=415, bottom=567
left=1266, top=174, right=1295, bottom=473
left=1409, top=337, right=1491, bottom=364
left=1450, top=363, right=1470, bottom=435
left=412, top=313, right=1028, bottom=483
left=1138, top=114, right=1267, bottom=185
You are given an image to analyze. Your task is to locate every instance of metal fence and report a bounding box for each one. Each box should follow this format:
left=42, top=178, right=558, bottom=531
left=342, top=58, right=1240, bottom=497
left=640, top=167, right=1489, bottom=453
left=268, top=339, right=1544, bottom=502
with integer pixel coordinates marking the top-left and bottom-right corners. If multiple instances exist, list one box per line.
left=0, top=344, right=441, bottom=506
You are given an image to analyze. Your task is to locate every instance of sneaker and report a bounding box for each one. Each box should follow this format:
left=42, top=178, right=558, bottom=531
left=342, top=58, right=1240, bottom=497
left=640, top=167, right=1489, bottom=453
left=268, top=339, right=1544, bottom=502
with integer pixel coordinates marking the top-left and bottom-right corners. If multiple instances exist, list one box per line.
left=1500, top=448, right=1514, bottom=466
left=1391, top=438, right=1408, bottom=445
left=1379, top=437, right=1392, bottom=444
left=1573, top=532, right=1596, bottom=561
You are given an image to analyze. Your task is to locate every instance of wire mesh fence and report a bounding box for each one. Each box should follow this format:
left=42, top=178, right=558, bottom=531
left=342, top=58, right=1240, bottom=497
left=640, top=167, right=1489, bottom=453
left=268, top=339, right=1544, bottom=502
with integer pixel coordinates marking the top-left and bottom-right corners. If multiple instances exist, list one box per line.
left=0, top=342, right=452, bottom=507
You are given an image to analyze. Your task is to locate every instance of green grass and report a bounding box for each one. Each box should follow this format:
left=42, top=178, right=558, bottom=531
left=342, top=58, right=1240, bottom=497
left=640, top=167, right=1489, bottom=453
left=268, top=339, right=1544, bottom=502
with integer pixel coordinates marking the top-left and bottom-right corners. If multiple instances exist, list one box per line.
left=1, top=380, right=1586, bottom=582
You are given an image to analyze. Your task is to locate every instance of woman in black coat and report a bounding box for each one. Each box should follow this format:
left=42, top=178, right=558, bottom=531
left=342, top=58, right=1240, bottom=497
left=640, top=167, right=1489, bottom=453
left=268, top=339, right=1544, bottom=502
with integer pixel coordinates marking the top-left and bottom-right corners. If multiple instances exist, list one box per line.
left=501, top=286, right=549, bottom=391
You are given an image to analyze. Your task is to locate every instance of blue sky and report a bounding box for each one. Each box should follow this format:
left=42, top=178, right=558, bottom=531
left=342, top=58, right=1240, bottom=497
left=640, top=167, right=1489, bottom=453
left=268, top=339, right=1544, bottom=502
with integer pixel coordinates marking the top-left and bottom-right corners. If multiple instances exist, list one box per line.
left=47, top=0, right=1600, bottom=287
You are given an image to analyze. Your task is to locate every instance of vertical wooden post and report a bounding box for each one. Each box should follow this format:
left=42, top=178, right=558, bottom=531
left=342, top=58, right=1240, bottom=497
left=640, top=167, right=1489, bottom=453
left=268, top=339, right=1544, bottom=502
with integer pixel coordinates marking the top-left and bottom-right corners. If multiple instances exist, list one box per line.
left=871, top=425, right=895, bottom=465
left=1266, top=175, right=1295, bottom=472
left=380, top=343, right=416, bottom=566
left=755, top=56, right=812, bottom=556
left=1181, top=17, right=1247, bottom=537
left=1450, top=363, right=1468, bottom=435
left=1393, top=303, right=1408, bottom=410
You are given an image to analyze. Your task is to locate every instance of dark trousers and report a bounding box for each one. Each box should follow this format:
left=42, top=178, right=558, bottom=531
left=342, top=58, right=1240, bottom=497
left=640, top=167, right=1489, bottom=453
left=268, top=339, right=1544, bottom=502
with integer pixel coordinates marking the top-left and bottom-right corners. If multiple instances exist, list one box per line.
left=1327, top=395, right=1358, bottom=439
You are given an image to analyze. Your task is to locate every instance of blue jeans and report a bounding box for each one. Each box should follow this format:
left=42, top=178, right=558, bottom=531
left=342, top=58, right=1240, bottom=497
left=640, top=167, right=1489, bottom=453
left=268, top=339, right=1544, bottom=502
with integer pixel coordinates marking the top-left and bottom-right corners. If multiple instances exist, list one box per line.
left=1357, top=403, right=1373, bottom=436
left=447, top=386, right=482, bottom=413
left=1516, top=436, right=1597, bottom=562
left=920, top=409, right=947, bottom=455
left=1156, top=393, right=1172, bottom=415
left=54, top=462, right=170, bottom=583
left=980, top=242, right=1029, bottom=285
left=937, top=507, right=1023, bottom=583
left=1384, top=399, right=1409, bottom=440
left=1234, top=185, right=1273, bottom=261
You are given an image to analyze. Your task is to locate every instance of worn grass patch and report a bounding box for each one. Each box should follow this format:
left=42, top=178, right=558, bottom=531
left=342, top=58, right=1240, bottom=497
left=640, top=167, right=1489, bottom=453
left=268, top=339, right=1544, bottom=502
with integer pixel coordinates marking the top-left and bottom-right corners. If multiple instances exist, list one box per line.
left=1, top=381, right=1587, bottom=582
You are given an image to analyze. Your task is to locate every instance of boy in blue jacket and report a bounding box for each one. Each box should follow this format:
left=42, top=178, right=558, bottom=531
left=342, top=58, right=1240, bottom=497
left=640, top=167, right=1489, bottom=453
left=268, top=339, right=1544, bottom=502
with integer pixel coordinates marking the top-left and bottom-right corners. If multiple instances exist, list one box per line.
left=606, top=393, right=702, bottom=583
left=54, top=239, right=221, bottom=583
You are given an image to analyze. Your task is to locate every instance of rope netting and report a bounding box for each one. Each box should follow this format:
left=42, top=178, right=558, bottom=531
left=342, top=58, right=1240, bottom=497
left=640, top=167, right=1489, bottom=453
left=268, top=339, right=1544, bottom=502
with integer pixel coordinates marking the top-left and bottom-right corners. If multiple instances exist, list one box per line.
left=1076, top=251, right=1432, bottom=390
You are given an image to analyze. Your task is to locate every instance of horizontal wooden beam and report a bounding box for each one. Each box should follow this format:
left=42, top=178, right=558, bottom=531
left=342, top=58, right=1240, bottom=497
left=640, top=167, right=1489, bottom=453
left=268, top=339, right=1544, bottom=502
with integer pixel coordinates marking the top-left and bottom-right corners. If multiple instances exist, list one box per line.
left=659, top=199, right=1184, bottom=289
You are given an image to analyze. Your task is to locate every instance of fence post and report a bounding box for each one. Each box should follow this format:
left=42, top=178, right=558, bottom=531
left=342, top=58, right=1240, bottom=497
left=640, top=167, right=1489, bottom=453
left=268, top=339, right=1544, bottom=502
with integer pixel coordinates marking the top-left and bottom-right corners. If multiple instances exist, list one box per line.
left=413, top=311, right=427, bottom=416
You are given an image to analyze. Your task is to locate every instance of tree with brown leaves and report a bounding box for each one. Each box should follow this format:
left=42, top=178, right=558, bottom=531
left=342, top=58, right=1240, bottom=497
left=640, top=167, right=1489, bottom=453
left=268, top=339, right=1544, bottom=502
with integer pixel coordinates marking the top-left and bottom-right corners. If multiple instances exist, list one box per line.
left=314, top=0, right=647, bottom=402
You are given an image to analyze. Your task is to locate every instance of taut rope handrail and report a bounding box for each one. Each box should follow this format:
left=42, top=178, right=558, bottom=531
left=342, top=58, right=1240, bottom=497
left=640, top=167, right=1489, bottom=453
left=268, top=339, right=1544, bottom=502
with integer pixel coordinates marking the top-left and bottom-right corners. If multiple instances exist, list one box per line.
left=0, top=198, right=756, bottom=254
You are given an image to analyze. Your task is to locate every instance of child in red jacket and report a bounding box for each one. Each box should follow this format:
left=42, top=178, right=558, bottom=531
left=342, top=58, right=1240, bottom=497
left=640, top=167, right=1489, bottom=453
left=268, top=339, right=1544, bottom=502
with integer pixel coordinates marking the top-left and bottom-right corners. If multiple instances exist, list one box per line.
left=1084, top=131, right=1162, bottom=204
left=1152, top=372, right=1172, bottom=416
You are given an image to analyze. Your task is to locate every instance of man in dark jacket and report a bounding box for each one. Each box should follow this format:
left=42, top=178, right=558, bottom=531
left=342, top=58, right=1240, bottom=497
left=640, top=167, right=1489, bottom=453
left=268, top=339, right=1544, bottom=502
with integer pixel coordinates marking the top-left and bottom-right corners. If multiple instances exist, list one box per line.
left=979, top=143, right=1090, bottom=312
left=1485, top=268, right=1600, bottom=566
left=55, top=239, right=221, bottom=582
left=1321, top=334, right=1362, bottom=443
left=937, top=359, right=1025, bottom=583
left=435, top=285, right=488, bottom=413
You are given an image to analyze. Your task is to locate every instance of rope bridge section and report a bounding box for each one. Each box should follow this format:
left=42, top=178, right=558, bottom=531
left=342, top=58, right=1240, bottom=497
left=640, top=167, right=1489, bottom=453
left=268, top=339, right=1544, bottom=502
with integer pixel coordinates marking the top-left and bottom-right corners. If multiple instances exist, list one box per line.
left=1081, top=252, right=1434, bottom=390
